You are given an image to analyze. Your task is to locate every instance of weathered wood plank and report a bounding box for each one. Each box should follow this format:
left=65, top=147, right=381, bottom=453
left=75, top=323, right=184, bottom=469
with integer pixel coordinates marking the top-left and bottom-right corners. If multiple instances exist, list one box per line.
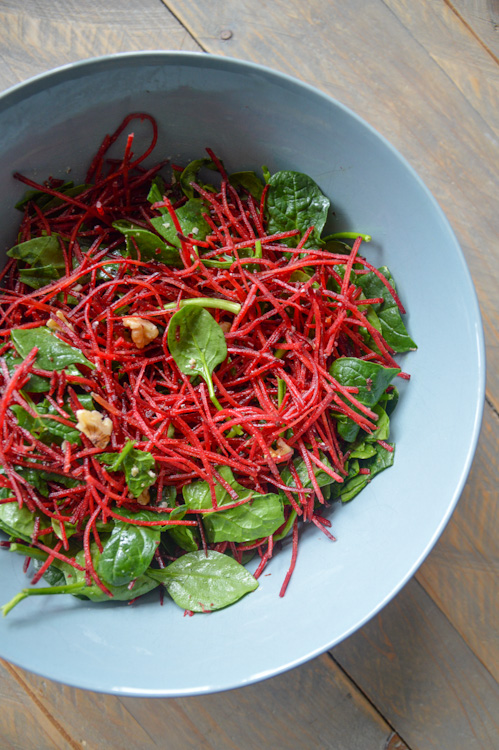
left=162, top=0, right=499, bottom=410
left=0, top=0, right=202, bottom=91
left=416, top=405, right=499, bottom=681
left=450, top=0, right=499, bottom=59
left=3, top=655, right=408, bottom=750
left=331, top=579, right=499, bottom=750
left=0, top=659, right=78, bottom=750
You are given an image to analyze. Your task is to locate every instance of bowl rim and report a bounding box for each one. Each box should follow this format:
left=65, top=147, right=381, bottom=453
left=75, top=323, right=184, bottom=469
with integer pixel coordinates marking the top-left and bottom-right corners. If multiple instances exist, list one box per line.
left=0, top=50, right=486, bottom=696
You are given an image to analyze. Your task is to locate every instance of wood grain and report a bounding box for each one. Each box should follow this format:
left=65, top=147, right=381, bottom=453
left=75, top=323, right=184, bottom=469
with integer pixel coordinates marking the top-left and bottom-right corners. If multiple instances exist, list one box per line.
left=162, top=0, right=499, bottom=409
left=416, top=406, right=499, bottom=681
left=450, top=0, right=499, bottom=59
left=332, top=579, right=499, bottom=750
left=1, top=655, right=408, bottom=750
left=0, top=0, right=202, bottom=91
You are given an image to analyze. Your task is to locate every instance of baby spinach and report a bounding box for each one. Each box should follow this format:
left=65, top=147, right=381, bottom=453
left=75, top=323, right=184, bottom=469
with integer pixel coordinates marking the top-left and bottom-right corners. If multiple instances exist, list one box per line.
left=356, top=266, right=417, bottom=353
left=112, top=221, right=183, bottom=266
left=280, top=452, right=337, bottom=493
left=7, top=235, right=67, bottom=289
left=148, top=550, right=258, bottom=612
left=168, top=306, right=227, bottom=410
left=96, top=440, right=157, bottom=498
left=150, top=198, right=211, bottom=247
left=0, top=501, right=49, bottom=541
left=265, top=171, right=330, bottom=247
left=165, top=505, right=199, bottom=552
left=229, top=171, right=264, bottom=200
left=97, top=509, right=161, bottom=586
left=330, top=358, right=399, bottom=442
left=179, top=158, right=217, bottom=199
left=11, top=392, right=93, bottom=445
left=332, top=443, right=395, bottom=503
left=330, top=358, right=400, bottom=408
left=11, top=327, right=95, bottom=371
left=183, top=466, right=284, bottom=543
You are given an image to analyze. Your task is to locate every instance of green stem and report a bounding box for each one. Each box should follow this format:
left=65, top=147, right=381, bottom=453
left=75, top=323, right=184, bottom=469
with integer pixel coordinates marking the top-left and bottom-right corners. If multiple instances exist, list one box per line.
left=277, top=378, right=286, bottom=407
left=2, top=582, right=87, bottom=617
left=326, top=232, right=372, bottom=242
left=163, top=297, right=241, bottom=314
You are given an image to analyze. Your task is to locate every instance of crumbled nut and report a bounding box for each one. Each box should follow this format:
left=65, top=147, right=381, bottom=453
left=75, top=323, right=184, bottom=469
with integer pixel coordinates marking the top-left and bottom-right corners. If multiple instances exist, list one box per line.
left=75, top=409, right=113, bottom=449
left=219, top=321, right=232, bottom=334
left=269, top=438, right=293, bottom=460
left=47, top=310, right=74, bottom=332
left=122, top=316, right=159, bottom=349
left=130, top=466, right=139, bottom=477
left=136, top=488, right=150, bottom=506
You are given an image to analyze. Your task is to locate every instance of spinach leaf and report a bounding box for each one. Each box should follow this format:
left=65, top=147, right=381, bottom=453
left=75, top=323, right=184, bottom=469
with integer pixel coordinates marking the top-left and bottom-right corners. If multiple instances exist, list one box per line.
left=280, top=452, right=337, bottom=492
left=7, top=235, right=67, bottom=290
left=96, top=509, right=161, bottom=586
left=11, top=392, right=93, bottom=445
left=330, top=358, right=399, bottom=443
left=11, top=327, right=95, bottom=371
left=332, top=443, right=395, bottom=503
left=96, top=440, right=157, bottom=498
left=147, top=175, right=167, bottom=206
left=183, top=466, right=284, bottom=543
left=168, top=306, right=227, bottom=408
left=179, top=158, right=217, bottom=199
left=2, top=349, right=82, bottom=392
left=7, top=235, right=65, bottom=268
left=148, top=550, right=258, bottom=612
left=330, top=358, right=400, bottom=408
left=112, top=220, right=183, bottom=266
left=229, top=171, right=264, bottom=200
left=150, top=198, right=211, bottom=247
left=356, top=266, right=417, bottom=353
left=265, top=171, right=330, bottom=247
left=0, top=502, right=48, bottom=541
left=165, top=505, right=199, bottom=552
left=13, top=467, right=80, bottom=497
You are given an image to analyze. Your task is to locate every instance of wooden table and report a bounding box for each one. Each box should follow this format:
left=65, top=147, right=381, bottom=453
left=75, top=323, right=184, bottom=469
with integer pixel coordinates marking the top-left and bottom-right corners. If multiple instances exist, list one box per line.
left=0, top=1, right=497, bottom=748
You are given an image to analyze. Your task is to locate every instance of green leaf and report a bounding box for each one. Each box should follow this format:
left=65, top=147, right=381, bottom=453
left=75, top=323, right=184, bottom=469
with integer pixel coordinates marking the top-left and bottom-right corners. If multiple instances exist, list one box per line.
left=331, top=444, right=395, bottom=503
left=0, top=502, right=49, bottom=541
left=150, top=198, right=211, bottom=247
left=183, top=466, right=284, bottom=543
left=11, top=327, right=95, bottom=371
left=112, top=221, right=183, bottom=266
left=330, top=358, right=400, bottom=408
left=7, top=235, right=65, bottom=268
left=11, top=392, right=93, bottom=445
left=229, top=171, right=264, bottom=199
left=165, top=505, right=199, bottom=552
left=168, top=306, right=227, bottom=405
left=96, top=440, right=157, bottom=498
left=179, top=158, right=217, bottom=199
left=148, top=550, right=258, bottom=612
left=147, top=175, right=167, bottom=206
left=356, top=266, right=417, bottom=353
left=96, top=509, right=161, bottom=586
left=265, top=171, right=330, bottom=247
left=280, top=452, right=337, bottom=492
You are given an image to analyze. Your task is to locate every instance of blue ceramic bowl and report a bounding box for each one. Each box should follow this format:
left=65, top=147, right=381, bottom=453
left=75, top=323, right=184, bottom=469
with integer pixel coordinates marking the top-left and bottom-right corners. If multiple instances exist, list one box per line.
left=0, top=52, right=485, bottom=696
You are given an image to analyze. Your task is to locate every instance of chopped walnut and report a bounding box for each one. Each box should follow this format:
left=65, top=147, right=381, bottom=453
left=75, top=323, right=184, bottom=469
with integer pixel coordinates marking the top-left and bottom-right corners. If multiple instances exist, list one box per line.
left=219, top=321, right=232, bottom=334
left=269, top=438, right=294, bottom=460
left=75, top=409, right=113, bottom=450
left=47, top=310, right=74, bottom=332
left=136, top=488, right=150, bottom=506
left=122, top=316, right=159, bottom=349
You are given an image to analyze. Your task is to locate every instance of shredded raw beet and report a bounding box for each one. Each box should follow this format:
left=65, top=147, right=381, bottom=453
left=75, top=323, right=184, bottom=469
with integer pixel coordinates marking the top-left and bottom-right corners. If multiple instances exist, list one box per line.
left=0, top=114, right=415, bottom=613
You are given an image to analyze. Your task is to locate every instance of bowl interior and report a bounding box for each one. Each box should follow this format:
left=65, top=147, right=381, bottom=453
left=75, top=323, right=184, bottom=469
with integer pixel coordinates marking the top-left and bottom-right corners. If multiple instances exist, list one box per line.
left=0, top=53, right=484, bottom=696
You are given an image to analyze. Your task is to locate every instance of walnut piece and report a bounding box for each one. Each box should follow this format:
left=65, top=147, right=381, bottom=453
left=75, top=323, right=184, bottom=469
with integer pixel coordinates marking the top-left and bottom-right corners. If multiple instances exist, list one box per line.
left=122, top=316, right=159, bottom=349
left=75, top=409, right=113, bottom=450
left=136, top=488, right=150, bottom=506
left=269, top=438, right=293, bottom=460
left=47, top=310, right=74, bottom=332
